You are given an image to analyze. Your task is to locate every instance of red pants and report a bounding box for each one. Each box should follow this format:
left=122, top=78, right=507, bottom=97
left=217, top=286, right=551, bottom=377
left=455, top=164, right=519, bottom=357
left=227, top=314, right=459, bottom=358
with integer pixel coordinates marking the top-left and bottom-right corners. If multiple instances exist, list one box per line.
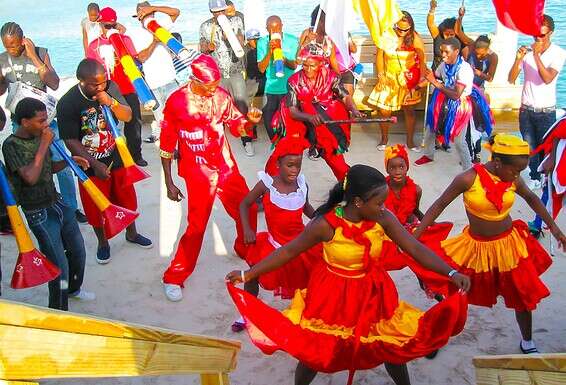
left=78, top=172, right=138, bottom=228
left=163, top=165, right=257, bottom=286
left=322, top=152, right=349, bottom=181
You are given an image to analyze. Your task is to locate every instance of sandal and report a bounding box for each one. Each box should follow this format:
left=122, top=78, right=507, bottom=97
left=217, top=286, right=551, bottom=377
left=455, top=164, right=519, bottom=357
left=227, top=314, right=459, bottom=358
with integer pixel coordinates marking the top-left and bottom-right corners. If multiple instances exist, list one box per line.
left=231, top=320, right=246, bottom=333
left=520, top=341, right=539, bottom=354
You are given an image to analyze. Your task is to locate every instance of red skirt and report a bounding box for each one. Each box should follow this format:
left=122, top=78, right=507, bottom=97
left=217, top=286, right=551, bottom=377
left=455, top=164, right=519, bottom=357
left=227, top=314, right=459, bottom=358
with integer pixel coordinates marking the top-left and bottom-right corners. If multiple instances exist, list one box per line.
left=245, top=232, right=322, bottom=299
left=227, top=262, right=468, bottom=378
left=423, top=220, right=552, bottom=311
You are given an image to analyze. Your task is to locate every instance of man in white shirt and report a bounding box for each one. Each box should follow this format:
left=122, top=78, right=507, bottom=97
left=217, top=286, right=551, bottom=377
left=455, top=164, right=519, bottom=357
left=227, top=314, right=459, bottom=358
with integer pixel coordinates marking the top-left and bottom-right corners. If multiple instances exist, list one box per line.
left=416, top=37, right=480, bottom=170
left=509, top=14, right=565, bottom=190
left=131, top=2, right=180, bottom=144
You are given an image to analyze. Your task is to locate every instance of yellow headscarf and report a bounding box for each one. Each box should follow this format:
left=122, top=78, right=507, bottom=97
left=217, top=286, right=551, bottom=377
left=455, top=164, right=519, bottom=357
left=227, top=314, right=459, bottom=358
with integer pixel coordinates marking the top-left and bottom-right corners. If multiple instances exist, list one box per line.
left=484, top=134, right=530, bottom=156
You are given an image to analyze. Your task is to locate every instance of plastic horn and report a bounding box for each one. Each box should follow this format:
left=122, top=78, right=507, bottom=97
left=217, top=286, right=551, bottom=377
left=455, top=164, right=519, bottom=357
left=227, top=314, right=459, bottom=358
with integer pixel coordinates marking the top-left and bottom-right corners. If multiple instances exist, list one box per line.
left=144, top=17, right=191, bottom=60
left=322, top=117, right=398, bottom=125
left=0, top=162, right=60, bottom=289
left=107, top=29, right=158, bottom=111
left=271, top=33, right=285, bottom=78
left=101, top=105, right=150, bottom=185
left=51, top=142, right=139, bottom=239
left=216, top=14, right=245, bottom=58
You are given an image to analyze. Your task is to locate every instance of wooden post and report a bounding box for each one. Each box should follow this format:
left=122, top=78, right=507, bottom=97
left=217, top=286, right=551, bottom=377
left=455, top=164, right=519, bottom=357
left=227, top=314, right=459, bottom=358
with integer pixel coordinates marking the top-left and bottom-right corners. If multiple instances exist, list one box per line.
left=201, top=373, right=230, bottom=385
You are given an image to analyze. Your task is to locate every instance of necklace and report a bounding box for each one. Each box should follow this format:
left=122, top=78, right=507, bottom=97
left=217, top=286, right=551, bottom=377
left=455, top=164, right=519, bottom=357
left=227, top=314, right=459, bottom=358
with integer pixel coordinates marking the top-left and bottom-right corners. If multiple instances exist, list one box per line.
left=78, top=84, right=95, bottom=101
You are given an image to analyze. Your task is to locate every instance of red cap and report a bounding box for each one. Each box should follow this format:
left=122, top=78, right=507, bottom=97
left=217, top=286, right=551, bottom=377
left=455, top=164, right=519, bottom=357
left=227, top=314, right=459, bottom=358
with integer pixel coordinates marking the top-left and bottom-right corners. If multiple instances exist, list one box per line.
left=98, top=7, right=118, bottom=23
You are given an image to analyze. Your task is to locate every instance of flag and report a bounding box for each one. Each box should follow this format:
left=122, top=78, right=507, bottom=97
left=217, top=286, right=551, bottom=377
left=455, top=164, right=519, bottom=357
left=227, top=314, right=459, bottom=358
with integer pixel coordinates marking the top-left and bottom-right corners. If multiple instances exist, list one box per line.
left=352, top=0, right=403, bottom=52
left=491, top=0, right=545, bottom=36
left=320, top=0, right=356, bottom=69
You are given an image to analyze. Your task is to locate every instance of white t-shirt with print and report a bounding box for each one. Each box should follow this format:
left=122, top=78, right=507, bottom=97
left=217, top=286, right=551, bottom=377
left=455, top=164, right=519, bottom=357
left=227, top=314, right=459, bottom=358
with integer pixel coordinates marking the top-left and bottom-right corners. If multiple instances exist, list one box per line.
left=521, top=43, right=565, bottom=108
left=131, top=13, right=177, bottom=90
left=435, top=60, right=474, bottom=97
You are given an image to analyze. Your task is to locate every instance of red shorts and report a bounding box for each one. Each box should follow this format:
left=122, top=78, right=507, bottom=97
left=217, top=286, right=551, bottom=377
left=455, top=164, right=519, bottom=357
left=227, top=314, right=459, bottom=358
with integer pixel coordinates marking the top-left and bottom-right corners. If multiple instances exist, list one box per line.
left=78, top=173, right=138, bottom=228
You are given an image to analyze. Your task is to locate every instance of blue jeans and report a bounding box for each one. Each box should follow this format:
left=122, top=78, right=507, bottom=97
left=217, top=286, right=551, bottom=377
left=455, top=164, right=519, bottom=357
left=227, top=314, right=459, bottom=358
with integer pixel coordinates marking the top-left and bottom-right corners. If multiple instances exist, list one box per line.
left=531, top=181, right=550, bottom=231
left=24, top=197, right=86, bottom=310
left=12, top=119, right=78, bottom=210
left=519, top=108, right=556, bottom=181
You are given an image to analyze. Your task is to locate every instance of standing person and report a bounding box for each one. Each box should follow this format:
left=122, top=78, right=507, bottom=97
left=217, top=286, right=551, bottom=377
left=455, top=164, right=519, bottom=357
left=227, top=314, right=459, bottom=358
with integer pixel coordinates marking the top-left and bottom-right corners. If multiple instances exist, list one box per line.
left=368, top=11, right=427, bottom=151
left=244, top=28, right=264, bottom=141
left=257, top=15, right=298, bottom=141
left=87, top=7, right=148, bottom=167
left=2, top=98, right=95, bottom=310
left=232, top=135, right=318, bottom=332
left=269, top=45, right=363, bottom=181
left=0, top=22, right=86, bottom=223
left=200, top=0, right=253, bottom=156
left=130, top=2, right=181, bottom=144
left=415, top=38, right=493, bottom=170
left=159, top=55, right=262, bottom=302
left=426, top=0, right=460, bottom=71
left=508, top=15, right=565, bottom=191
left=414, top=134, right=566, bottom=354
left=226, top=164, right=470, bottom=385
left=81, top=3, right=126, bottom=57
left=57, top=59, right=152, bottom=265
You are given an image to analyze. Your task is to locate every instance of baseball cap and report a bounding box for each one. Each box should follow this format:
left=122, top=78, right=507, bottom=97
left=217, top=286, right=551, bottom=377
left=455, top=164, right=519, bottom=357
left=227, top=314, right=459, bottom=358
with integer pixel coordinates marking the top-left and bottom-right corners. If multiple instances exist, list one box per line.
left=98, top=7, right=117, bottom=23
left=245, top=29, right=261, bottom=40
left=209, top=0, right=228, bottom=12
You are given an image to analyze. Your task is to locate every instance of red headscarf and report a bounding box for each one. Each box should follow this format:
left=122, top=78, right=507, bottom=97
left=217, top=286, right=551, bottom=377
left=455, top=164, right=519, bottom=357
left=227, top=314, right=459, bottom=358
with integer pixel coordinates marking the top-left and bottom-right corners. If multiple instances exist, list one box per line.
left=384, top=144, right=409, bottom=170
left=298, top=43, right=328, bottom=63
left=271, top=134, right=310, bottom=160
left=190, top=54, right=221, bottom=83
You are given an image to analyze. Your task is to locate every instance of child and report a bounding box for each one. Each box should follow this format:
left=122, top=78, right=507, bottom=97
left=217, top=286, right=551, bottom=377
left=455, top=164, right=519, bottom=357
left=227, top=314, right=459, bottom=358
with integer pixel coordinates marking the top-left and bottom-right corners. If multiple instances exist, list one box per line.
left=2, top=98, right=95, bottom=310
left=415, top=134, right=566, bottom=354
left=232, top=135, right=318, bottom=332
left=226, top=164, right=470, bottom=385
left=383, top=144, right=423, bottom=226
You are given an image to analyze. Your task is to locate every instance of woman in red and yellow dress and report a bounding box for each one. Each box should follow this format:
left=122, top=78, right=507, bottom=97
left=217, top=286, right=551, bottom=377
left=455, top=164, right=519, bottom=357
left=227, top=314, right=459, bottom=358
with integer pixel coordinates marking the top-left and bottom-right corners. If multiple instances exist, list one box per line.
left=414, top=134, right=566, bottom=354
left=226, top=165, right=470, bottom=385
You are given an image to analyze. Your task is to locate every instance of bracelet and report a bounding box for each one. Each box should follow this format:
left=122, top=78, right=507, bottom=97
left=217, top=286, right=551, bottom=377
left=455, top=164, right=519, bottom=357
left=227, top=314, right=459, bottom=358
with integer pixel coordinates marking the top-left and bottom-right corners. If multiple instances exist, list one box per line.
left=448, top=269, right=458, bottom=278
left=240, top=270, right=246, bottom=283
left=37, top=63, right=47, bottom=72
left=159, top=149, right=173, bottom=159
left=111, top=98, right=119, bottom=107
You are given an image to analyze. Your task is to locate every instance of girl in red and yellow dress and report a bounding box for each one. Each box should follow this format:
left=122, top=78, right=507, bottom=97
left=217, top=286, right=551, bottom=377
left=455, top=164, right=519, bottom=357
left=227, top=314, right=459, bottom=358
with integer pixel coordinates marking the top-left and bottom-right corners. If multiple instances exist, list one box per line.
left=226, top=165, right=470, bottom=385
left=231, top=135, right=319, bottom=332
left=414, top=134, right=566, bottom=354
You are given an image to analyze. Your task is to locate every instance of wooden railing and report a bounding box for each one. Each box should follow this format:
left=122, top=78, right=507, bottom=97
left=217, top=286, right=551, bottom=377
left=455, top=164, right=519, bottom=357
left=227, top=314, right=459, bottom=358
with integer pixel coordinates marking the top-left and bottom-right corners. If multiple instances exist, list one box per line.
left=0, top=300, right=241, bottom=385
left=473, top=353, right=566, bottom=384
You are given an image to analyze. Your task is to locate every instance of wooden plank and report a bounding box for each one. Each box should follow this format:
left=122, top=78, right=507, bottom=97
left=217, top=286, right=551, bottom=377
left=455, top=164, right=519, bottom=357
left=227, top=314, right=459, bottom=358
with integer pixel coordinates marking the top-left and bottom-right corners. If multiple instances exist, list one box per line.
left=0, top=324, right=237, bottom=380
left=0, top=300, right=240, bottom=353
left=201, top=373, right=230, bottom=385
left=0, top=381, right=39, bottom=385
left=475, top=367, right=566, bottom=385
left=473, top=354, right=566, bottom=373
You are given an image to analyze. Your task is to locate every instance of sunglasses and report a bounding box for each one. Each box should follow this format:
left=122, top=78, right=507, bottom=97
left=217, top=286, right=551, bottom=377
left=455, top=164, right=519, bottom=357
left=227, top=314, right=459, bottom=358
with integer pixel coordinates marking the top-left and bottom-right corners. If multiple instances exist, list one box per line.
left=103, top=23, right=117, bottom=29
left=394, top=25, right=411, bottom=33
left=536, top=32, right=549, bottom=39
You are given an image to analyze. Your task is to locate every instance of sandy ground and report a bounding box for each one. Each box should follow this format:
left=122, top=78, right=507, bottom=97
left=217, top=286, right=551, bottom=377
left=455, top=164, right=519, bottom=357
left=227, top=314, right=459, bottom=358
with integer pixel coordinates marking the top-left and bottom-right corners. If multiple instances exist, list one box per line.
left=0, top=109, right=565, bottom=385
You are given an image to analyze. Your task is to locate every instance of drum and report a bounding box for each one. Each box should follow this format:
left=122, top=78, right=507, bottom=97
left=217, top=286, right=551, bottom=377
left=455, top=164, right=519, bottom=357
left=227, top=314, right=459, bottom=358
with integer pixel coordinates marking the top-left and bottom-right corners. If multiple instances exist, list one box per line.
left=5, top=82, right=58, bottom=123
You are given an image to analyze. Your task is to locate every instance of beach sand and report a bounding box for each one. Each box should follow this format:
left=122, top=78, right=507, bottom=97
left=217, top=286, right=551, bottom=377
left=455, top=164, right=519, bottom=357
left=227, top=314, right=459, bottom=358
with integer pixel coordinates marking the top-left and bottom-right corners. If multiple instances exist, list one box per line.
left=0, top=105, right=565, bottom=385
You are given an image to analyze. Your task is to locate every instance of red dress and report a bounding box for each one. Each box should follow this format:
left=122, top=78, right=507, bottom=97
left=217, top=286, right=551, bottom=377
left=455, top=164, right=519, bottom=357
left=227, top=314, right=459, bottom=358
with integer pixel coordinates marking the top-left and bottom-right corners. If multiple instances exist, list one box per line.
left=246, top=172, right=320, bottom=298
left=228, top=207, right=467, bottom=385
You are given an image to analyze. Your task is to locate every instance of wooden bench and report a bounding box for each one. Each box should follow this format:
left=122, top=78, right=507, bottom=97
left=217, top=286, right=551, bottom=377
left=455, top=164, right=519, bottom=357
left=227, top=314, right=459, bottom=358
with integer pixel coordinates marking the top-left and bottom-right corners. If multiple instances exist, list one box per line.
left=0, top=300, right=240, bottom=385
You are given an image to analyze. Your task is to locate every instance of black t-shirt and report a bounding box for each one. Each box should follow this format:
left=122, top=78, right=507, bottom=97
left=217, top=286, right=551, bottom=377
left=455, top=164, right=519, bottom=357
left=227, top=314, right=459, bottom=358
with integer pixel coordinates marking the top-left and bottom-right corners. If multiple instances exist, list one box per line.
left=57, top=81, right=127, bottom=176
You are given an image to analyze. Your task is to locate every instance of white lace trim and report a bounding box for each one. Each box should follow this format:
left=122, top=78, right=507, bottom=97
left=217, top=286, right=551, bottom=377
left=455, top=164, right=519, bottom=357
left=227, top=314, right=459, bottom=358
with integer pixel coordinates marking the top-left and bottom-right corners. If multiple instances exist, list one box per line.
left=258, top=171, right=307, bottom=210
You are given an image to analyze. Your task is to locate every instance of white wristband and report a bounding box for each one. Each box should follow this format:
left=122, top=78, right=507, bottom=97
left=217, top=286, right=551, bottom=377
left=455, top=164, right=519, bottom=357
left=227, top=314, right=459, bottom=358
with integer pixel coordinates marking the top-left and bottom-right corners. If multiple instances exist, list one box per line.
left=240, top=270, right=246, bottom=283
left=448, top=269, right=458, bottom=278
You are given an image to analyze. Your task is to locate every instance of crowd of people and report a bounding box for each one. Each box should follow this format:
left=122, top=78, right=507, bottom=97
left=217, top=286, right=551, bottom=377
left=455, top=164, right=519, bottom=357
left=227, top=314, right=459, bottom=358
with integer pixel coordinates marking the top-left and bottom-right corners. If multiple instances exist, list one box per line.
left=0, top=0, right=565, bottom=384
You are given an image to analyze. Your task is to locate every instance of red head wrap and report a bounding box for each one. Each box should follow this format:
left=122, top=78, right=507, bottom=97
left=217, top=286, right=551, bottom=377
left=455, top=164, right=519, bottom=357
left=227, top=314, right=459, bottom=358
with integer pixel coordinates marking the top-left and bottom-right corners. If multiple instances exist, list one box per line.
left=384, top=144, right=409, bottom=170
left=298, top=43, right=327, bottom=63
left=272, top=134, right=310, bottom=160
left=190, top=54, right=221, bottom=83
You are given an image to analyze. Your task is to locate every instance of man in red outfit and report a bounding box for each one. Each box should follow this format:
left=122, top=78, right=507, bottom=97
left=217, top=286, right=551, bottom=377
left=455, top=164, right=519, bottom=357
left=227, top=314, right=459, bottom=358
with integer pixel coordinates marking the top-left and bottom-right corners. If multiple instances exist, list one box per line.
left=159, top=54, right=261, bottom=302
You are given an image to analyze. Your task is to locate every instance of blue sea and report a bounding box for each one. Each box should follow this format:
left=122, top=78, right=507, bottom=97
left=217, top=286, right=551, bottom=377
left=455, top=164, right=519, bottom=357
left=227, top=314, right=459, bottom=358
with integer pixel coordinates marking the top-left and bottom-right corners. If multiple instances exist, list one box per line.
left=0, top=0, right=564, bottom=106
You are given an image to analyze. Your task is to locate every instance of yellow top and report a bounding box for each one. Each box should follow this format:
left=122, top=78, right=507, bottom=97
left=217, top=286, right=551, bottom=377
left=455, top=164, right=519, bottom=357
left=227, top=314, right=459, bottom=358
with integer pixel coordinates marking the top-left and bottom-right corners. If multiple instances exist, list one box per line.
left=323, top=219, right=385, bottom=271
left=463, top=171, right=516, bottom=221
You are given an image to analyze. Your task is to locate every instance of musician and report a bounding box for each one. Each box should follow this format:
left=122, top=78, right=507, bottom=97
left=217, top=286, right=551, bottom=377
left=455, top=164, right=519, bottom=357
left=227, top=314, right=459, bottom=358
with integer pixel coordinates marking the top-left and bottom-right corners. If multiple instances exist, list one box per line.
left=2, top=98, right=94, bottom=310
left=199, top=0, right=253, bottom=156
left=0, top=22, right=86, bottom=224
